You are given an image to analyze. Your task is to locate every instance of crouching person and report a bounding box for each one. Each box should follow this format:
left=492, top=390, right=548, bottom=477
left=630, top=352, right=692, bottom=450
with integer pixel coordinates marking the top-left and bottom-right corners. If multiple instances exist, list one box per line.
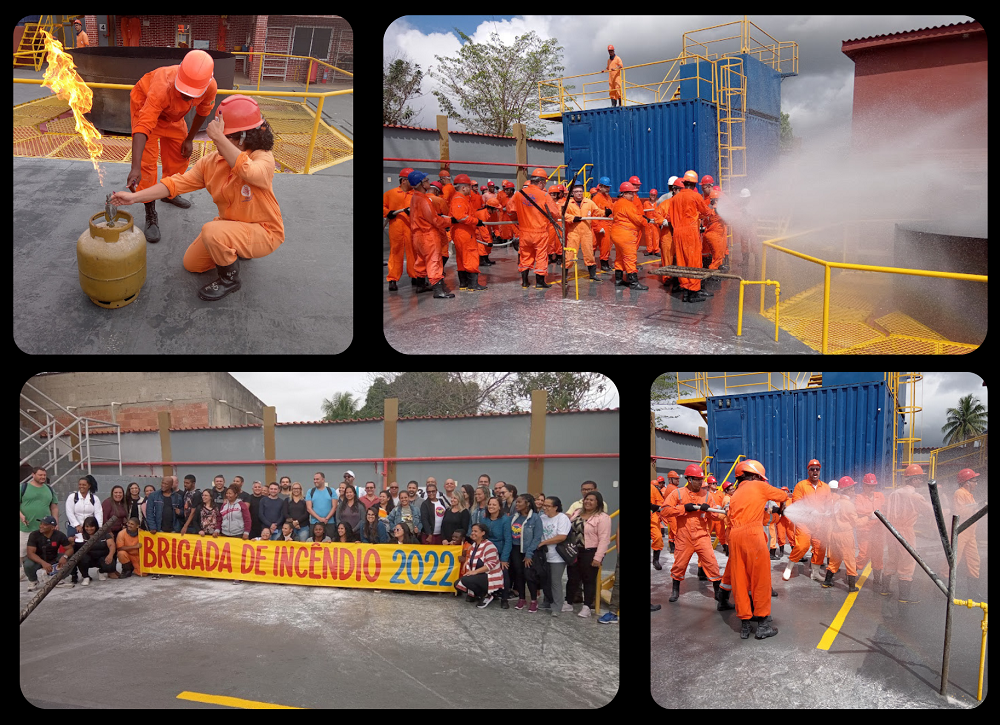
left=77, top=516, right=119, bottom=584
left=116, top=517, right=143, bottom=577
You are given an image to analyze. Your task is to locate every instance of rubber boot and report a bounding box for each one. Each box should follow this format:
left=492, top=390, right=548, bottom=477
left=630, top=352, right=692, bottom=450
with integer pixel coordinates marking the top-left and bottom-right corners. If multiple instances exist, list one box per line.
left=690, top=287, right=714, bottom=300
left=479, top=255, right=489, bottom=267
left=628, top=272, right=648, bottom=290
left=120, top=562, right=134, bottom=578
left=869, top=570, right=880, bottom=591
left=414, top=277, right=432, bottom=293
left=600, top=259, right=610, bottom=271
left=847, top=575, right=859, bottom=592
left=388, top=280, right=398, bottom=291
left=821, top=569, right=835, bottom=588
left=441, top=255, right=449, bottom=268
left=614, top=270, right=625, bottom=286
left=432, top=280, right=455, bottom=298
left=697, top=566, right=708, bottom=581
left=740, top=620, right=753, bottom=639
left=198, top=260, right=241, bottom=301
left=770, top=548, right=779, bottom=560
left=484, top=255, right=496, bottom=266
left=587, top=264, right=601, bottom=281
left=651, top=603, right=661, bottom=611
left=652, top=549, right=662, bottom=570
left=897, top=579, right=919, bottom=604
left=754, top=615, right=779, bottom=639
left=143, top=201, right=160, bottom=243
left=457, top=271, right=469, bottom=290
left=668, top=579, right=680, bottom=602
left=668, top=541, right=675, bottom=554
left=162, top=193, right=191, bottom=208
left=715, top=582, right=735, bottom=611
left=772, top=588, right=777, bottom=597
left=880, top=573, right=893, bottom=596
left=534, top=274, right=550, bottom=289
left=468, top=272, right=487, bottom=291
left=521, top=270, right=530, bottom=288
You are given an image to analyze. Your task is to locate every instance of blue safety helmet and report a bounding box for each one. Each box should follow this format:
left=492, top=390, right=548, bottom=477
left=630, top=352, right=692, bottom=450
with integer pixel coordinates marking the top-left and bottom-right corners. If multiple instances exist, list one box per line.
left=407, top=170, right=427, bottom=187
left=598, top=176, right=611, bottom=187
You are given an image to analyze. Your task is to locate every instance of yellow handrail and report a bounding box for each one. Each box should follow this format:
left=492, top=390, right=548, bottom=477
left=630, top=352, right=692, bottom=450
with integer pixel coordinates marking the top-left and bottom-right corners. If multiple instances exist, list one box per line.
left=737, top=280, right=780, bottom=341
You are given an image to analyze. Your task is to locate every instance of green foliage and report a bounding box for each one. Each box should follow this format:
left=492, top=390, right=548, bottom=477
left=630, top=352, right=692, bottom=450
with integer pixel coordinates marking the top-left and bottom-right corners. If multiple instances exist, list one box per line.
left=941, top=394, right=987, bottom=446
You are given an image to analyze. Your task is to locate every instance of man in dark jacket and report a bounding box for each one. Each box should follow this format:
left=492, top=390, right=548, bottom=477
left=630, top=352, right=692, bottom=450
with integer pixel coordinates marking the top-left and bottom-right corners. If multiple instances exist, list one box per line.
left=147, top=477, right=184, bottom=534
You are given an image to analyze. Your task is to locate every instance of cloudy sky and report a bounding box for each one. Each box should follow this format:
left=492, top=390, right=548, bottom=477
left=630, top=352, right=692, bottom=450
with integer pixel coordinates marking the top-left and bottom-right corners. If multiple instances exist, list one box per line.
left=385, top=15, right=972, bottom=148
left=653, top=372, right=985, bottom=448
left=230, top=373, right=619, bottom=422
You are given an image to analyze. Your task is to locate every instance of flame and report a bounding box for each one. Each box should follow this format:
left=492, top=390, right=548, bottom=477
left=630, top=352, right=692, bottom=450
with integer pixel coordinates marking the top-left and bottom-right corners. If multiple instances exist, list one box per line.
left=40, top=29, right=105, bottom=186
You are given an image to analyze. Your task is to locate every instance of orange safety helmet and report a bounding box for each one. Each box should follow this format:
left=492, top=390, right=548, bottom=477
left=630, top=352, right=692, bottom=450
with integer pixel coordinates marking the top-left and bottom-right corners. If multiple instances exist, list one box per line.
left=684, top=464, right=705, bottom=478
left=470, top=180, right=479, bottom=187
left=807, top=459, right=821, bottom=469
left=667, top=471, right=680, bottom=480
left=700, top=174, right=715, bottom=185
left=215, top=94, right=265, bottom=135
left=862, top=473, right=878, bottom=485
left=629, top=175, right=641, bottom=186
left=619, top=181, right=636, bottom=193
left=530, top=167, right=548, bottom=179
left=738, top=459, right=769, bottom=482
left=175, top=49, right=214, bottom=96
left=438, top=169, right=451, bottom=178
left=672, top=177, right=686, bottom=189
left=683, top=170, right=699, bottom=183
left=838, top=476, right=856, bottom=488
left=709, top=188, right=721, bottom=200
left=453, top=173, right=472, bottom=185
left=608, top=45, right=615, bottom=51
left=904, top=464, right=925, bottom=477
left=485, top=197, right=501, bottom=208
left=399, top=167, right=414, bottom=178
left=957, top=468, right=980, bottom=483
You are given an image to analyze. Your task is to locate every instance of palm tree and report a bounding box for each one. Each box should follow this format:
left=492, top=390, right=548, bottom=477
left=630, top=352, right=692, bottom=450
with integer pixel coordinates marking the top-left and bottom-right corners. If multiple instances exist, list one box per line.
left=322, top=392, right=360, bottom=421
left=940, top=394, right=987, bottom=446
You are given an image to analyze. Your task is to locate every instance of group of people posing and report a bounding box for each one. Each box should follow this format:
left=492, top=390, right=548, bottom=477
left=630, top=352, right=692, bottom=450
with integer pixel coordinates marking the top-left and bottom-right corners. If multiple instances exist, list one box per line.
left=650, top=460, right=983, bottom=639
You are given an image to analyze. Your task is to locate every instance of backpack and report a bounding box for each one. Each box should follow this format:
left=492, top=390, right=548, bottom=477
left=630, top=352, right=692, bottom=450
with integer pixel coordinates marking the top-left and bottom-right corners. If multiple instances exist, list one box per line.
left=20, top=481, right=57, bottom=507
left=73, top=490, right=97, bottom=506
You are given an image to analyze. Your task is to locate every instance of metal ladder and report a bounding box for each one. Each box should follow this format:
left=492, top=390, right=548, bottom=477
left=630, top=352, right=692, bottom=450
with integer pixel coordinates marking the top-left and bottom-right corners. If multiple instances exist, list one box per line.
left=716, top=57, right=747, bottom=192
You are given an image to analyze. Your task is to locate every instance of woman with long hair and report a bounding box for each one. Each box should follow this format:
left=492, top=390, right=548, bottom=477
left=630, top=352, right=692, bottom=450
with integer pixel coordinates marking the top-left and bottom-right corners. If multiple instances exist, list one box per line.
left=454, top=523, right=505, bottom=609
left=567, top=491, right=612, bottom=617
left=76, top=516, right=118, bottom=584
left=102, top=485, right=128, bottom=537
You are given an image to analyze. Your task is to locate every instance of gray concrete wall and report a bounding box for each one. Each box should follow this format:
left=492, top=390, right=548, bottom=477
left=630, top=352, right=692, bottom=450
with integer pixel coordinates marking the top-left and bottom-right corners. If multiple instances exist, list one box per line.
left=274, top=420, right=385, bottom=486
left=654, top=429, right=705, bottom=479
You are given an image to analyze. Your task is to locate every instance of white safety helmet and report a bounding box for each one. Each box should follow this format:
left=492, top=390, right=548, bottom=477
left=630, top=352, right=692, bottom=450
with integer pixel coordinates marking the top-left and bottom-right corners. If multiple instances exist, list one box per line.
left=828, top=479, right=839, bottom=489
left=740, top=188, right=751, bottom=198
left=667, top=175, right=678, bottom=189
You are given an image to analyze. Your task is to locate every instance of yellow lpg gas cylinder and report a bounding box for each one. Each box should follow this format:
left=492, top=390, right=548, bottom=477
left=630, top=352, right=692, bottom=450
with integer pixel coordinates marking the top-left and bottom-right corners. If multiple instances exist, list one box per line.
left=77, top=210, right=147, bottom=308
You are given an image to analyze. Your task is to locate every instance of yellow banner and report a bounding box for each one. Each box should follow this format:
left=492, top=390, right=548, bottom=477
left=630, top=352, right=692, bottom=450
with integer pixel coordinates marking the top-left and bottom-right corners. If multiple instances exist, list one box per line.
left=139, top=532, right=460, bottom=592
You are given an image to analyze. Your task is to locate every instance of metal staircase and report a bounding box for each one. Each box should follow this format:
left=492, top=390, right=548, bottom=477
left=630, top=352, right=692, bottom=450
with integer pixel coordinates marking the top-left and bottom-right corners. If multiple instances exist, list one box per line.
left=20, top=380, right=122, bottom=489
left=716, top=57, right=746, bottom=192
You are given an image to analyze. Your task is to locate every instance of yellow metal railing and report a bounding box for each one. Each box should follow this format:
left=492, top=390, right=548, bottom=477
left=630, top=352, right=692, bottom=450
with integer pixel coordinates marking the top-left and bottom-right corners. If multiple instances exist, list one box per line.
left=952, top=598, right=988, bottom=702
left=928, top=434, right=988, bottom=481
left=676, top=372, right=808, bottom=401
left=759, top=222, right=987, bottom=354
left=682, top=16, right=798, bottom=77
left=737, top=280, right=780, bottom=341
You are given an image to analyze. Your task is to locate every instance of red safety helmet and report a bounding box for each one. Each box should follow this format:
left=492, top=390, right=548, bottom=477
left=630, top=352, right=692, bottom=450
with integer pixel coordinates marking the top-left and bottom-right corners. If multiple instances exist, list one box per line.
left=706, top=475, right=717, bottom=484
left=838, top=476, right=856, bottom=488
left=619, top=182, right=636, bottom=193
left=453, top=173, right=472, bottom=185
left=215, top=94, right=265, bottom=135
left=957, top=468, right=980, bottom=484
left=684, top=464, right=704, bottom=478
left=739, top=459, right=769, bottom=482
left=807, top=459, right=821, bottom=469
left=487, top=180, right=496, bottom=187
left=429, top=181, right=443, bottom=192
left=502, top=180, right=515, bottom=189
left=656, top=476, right=665, bottom=484
left=608, top=45, right=615, bottom=51
left=904, top=464, right=925, bottom=477
left=667, top=471, right=680, bottom=480
left=701, top=174, right=715, bottom=185
left=672, top=177, right=686, bottom=189
left=399, top=167, right=414, bottom=178
left=629, top=175, right=641, bottom=186
left=862, top=473, right=878, bottom=485
left=649, top=188, right=658, bottom=196
left=530, top=167, right=548, bottom=179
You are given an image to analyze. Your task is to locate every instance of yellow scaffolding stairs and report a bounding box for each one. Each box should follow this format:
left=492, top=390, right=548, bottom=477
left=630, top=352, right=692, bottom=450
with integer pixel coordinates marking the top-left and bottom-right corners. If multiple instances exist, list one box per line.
left=14, top=16, right=80, bottom=70
left=716, top=57, right=746, bottom=192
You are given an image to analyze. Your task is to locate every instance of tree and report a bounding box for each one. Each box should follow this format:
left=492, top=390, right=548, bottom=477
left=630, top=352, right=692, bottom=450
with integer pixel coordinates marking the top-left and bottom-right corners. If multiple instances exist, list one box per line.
left=495, top=372, right=610, bottom=411
left=383, top=52, right=423, bottom=125
left=650, top=373, right=678, bottom=406
left=940, top=394, right=987, bottom=446
left=779, top=111, right=794, bottom=152
left=357, top=372, right=490, bottom=418
left=321, top=391, right=360, bottom=421
left=429, top=30, right=567, bottom=138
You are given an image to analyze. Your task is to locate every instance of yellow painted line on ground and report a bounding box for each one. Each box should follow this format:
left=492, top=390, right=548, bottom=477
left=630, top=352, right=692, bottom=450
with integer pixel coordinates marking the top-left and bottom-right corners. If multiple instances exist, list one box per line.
left=815, top=561, right=872, bottom=651
left=177, top=691, right=304, bottom=709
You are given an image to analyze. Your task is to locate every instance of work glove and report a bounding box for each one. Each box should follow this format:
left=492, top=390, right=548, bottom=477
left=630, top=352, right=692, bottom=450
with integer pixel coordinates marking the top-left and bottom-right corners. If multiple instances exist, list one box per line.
left=651, top=502, right=662, bottom=513
left=684, top=503, right=699, bottom=512
left=386, top=210, right=397, bottom=220
left=699, top=503, right=710, bottom=512
left=605, top=208, right=613, bottom=216
left=476, top=220, right=485, bottom=227
left=573, top=216, right=582, bottom=223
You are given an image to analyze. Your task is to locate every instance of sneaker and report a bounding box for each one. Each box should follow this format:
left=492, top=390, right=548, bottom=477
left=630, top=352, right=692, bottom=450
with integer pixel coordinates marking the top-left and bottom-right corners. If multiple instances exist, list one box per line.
left=500, top=599, right=509, bottom=610
left=81, top=577, right=91, bottom=586
left=551, top=610, right=559, bottom=617
left=20, top=569, right=27, bottom=582
left=150, top=574, right=161, bottom=579
left=27, top=580, right=40, bottom=592
left=232, top=579, right=241, bottom=585
left=597, top=612, right=619, bottom=625
left=98, top=572, right=108, bottom=581
left=578, top=605, right=591, bottom=618
left=561, top=602, right=574, bottom=613
left=477, top=595, right=494, bottom=609
left=515, top=598, right=526, bottom=610
left=55, top=579, right=73, bottom=588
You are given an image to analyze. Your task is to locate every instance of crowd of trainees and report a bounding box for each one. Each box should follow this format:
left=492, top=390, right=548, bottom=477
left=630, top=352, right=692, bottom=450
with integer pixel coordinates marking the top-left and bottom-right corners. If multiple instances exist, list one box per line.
left=19, top=469, right=616, bottom=618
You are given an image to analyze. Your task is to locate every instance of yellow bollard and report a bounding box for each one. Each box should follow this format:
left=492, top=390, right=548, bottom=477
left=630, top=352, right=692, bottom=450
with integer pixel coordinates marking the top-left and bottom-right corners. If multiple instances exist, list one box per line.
left=952, top=598, right=988, bottom=701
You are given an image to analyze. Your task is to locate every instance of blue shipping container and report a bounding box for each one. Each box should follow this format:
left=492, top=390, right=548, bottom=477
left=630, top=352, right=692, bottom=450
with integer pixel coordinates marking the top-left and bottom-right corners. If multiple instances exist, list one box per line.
left=736, top=54, right=783, bottom=120
left=705, top=381, right=896, bottom=489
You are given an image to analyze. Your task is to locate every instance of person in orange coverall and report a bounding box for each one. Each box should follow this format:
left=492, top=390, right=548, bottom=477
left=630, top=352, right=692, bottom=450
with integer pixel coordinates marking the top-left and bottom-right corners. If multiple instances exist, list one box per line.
left=953, top=468, right=981, bottom=599
left=822, top=477, right=860, bottom=591
left=883, top=464, right=933, bottom=603
left=705, top=475, right=728, bottom=554
left=642, top=188, right=663, bottom=256
left=605, top=45, right=624, bottom=106
left=853, top=473, right=886, bottom=591
left=510, top=168, right=562, bottom=289
left=588, top=178, right=615, bottom=270
left=660, top=465, right=723, bottom=603
left=661, top=471, right=681, bottom=553
left=782, top=458, right=832, bottom=582
left=654, top=176, right=682, bottom=287
left=610, top=182, right=649, bottom=290
left=564, top=184, right=603, bottom=281
left=650, top=481, right=664, bottom=570
left=448, top=173, right=486, bottom=291
left=126, top=49, right=218, bottom=244
left=669, top=171, right=713, bottom=302
left=383, top=168, right=414, bottom=291
left=720, top=459, right=786, bottom=639
left=546, top=184, right=566, bottom=263
left=702, top=187, right=728, bottom=271
left=110, top=95, right=283, bottom=301
left=407, top=171, right=454, bottom=298
left=428, top=181, right=451, bottom=262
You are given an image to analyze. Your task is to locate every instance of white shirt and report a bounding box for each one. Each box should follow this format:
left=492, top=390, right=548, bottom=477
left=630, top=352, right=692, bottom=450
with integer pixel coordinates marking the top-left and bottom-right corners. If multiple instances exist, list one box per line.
left=539, top=512, right=571, bottom=564
left=66, top=490, right=103, bottom=542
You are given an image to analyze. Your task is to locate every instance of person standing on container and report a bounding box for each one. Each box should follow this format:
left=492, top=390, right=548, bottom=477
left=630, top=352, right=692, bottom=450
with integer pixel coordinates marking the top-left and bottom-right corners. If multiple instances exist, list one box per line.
left=822, top=477, right=860, bottom=592
left=610, top=181, right=649, bottom=290
left=110, top=95, right=284, bottom=301
left=669, top=170, right=713, bottom=302
left=604, top=45, right=624, bottom=107
left=853, top=473, right=885, bottom=592
left=125, top=49, right=218, bottom=244
left=782, top=459, right=832, bottom=582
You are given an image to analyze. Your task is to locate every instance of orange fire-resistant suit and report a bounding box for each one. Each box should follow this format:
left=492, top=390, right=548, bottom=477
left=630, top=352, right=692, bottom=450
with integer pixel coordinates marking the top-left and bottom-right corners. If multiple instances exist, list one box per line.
left=642, top=197, right=662, bottom=254
left=722, top=479, right=787, bottom=620
left=825, top=495, right=859, bottom=576
left=409, top=189, right=449, bottom=286
left=667, top=188, right=712, bottom=291
left=650, top=482, right=664, bottom=552
left=702, top=201, right=727, bottom=270
left=853, top=490, right=886, bottom=571
left=789, top=478, right=832, bottom=566
left=660, top=480, right=680, bottom=544
left=383, top=185, right=414, bottom=281
left=564, top=197, right=601, bottom=267
left=449, top=192, right=481, bottom=274
left=662, top=485, right=723, bottom=582
left=429, top=193, right=451, bottom=258
left=953, top=486, right=980, bottom=578
left=656, top=196, right=675, bottom=280
left=510, top=185, right=561, bottom=275
left=884, top=484, right=931, bottom=582
left=589, top=190, right=614, bottom=262
left=610, top=197, right=647, bottom=275
left=606, top=54, right=624, bottom=101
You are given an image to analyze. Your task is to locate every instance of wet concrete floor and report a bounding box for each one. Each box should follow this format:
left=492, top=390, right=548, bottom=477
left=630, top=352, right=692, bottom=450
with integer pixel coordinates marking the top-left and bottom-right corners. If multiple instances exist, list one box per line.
left=383, top=248, right=817, bottom=355
left=651, top=521, right=987, bottom=708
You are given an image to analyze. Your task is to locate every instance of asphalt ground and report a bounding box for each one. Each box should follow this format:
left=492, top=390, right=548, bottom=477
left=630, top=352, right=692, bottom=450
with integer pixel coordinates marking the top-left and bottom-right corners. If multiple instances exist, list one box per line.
left=382, top=246, right=816, bottom=355
left=650, top=511, right=988, bottom=708
left=20, top=570, right=619, bottom=709
left=14, top=68, right=352, bottom=354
